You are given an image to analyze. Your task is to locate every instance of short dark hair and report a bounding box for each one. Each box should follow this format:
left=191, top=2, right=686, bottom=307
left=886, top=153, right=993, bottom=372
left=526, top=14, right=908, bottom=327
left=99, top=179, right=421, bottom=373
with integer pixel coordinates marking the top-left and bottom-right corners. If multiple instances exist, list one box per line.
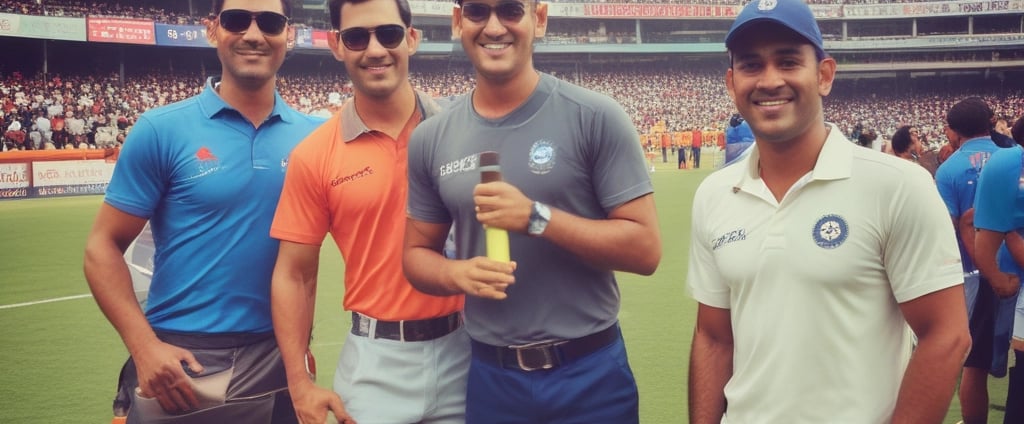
left=890, top=126, right=914, bottom=154
left=330, top=0, right=412, bottom=30
left=1011, top=116, right=1024, bottom=146
left=856, top=128, right=876, bottom=148
left=212, top=0, right=292, bottom=17
left=729, top=113, right=743, bottom=128
left=946, top=97, right=994, bottom=139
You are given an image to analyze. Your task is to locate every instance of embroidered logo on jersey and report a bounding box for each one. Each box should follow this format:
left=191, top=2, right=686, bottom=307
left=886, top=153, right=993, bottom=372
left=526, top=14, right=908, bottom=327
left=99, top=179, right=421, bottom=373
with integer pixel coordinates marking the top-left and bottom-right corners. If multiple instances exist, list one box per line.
left=196, top=147, right=217, bottom=162
left=528, top=140, right=555, bottom=175
left=280, top=158, right=289, bottom=173
left=812, top=214, right=848, bottom=249
left=186, top=146, right=220, bottom=180
left=331, top=166, right=374, bottom=187
left=712, top=228, right=747, bottom=251
left=757, top=0, right=778, bottom=11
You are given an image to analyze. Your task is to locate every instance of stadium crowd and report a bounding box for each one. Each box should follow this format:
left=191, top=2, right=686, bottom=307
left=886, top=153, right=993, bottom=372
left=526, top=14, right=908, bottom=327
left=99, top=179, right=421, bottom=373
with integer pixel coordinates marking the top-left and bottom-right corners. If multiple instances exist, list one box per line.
left=0, top=0, right=202, bottom=24
left=5, top=0, right=1020, bottom=31
left=3, top=64, right=1022, bottom=153
left=0, top=0, right=986, bottom=18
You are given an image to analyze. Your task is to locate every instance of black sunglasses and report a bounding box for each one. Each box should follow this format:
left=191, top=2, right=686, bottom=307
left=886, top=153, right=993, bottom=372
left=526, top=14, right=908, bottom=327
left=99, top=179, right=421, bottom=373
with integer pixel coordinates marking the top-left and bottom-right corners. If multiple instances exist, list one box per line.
left=460, top=1, right=527, bottom=24
left=218, top=9, right=289, bottom=35
left=338, top=24, right=406, bottom=51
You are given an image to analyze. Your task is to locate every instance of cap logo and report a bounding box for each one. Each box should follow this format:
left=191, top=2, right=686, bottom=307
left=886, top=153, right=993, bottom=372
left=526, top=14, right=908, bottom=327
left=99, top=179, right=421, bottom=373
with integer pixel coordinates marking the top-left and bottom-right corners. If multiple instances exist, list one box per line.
left=757, top=0, right=778, bottom=11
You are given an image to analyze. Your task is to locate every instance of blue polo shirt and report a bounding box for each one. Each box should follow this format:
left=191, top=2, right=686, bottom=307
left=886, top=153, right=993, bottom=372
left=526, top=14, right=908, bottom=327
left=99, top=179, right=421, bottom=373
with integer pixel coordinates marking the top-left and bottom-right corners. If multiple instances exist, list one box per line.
left=935, top=136, right=1002, bottom=273
left=974, top=145, right=1024, bottom=277
left=105, top=77, right=325, bottom=334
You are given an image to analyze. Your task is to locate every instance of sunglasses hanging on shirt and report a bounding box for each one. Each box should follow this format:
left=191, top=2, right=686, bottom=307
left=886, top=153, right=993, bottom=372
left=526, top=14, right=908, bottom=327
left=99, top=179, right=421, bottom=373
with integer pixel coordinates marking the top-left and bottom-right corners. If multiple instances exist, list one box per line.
left=460, top=1, right=527, bottom=24
left=217, top=9, right=289, bottom=35
left=337, top=24, right=406, bottom=51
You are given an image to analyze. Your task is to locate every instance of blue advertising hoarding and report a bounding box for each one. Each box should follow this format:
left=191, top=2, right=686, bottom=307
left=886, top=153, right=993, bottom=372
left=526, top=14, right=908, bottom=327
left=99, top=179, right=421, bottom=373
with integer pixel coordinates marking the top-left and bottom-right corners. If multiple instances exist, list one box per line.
left=154, top=23, right=208, bottom=48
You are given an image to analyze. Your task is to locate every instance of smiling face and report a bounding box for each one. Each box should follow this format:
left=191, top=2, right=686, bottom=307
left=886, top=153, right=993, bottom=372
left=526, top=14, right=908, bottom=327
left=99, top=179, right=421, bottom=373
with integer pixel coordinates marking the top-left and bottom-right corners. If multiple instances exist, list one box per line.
left=207, top=0, right=289, bottom=90
left=726, top=24, right=835, bottom=146
left=453, top=0, right=546, bottom=85
left=330, top=0, right=418, bottom=100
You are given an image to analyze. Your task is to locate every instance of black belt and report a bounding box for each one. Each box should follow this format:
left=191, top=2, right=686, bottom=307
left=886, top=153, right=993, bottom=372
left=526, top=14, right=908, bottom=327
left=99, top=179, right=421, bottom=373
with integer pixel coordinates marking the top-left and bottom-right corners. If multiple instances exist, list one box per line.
left=471, top=324, right=620, bottom=372
left=350, top=311, right=462, bottom=342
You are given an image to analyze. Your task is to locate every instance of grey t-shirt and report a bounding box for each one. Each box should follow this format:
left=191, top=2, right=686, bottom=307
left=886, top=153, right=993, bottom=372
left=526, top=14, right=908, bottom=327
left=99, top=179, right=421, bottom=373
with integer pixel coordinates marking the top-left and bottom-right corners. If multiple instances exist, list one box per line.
left=408, top=73, right=653, bottom=345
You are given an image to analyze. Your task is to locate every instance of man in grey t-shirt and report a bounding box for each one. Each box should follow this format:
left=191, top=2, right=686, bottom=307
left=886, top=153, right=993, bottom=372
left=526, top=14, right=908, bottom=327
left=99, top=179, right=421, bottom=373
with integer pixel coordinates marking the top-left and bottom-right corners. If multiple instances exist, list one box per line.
left=403, top=0, right=661, bottom=422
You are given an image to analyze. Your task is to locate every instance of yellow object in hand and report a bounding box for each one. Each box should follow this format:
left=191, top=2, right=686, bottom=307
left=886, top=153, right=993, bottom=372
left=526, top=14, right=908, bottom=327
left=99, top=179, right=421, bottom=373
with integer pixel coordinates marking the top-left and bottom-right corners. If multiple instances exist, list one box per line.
left=485, top=226, right=510, bottom=262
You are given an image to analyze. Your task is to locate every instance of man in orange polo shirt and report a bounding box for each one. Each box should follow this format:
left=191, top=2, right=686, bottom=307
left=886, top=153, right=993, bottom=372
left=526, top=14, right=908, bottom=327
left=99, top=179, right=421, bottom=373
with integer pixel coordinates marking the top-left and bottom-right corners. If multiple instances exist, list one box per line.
left=268, top=0, right=466, bottom=423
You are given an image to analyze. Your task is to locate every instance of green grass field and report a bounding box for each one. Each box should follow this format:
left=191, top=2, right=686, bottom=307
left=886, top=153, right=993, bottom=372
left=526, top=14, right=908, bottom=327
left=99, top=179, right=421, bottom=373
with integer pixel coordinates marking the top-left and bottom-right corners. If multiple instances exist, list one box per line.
left=0, top=157, right=1009, bottom=423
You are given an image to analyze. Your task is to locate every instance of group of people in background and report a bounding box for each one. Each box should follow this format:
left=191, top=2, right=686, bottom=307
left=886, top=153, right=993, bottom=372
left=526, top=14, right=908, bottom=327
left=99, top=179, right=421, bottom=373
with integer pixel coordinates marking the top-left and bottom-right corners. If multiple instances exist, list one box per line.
left=933, top=99, right=1024, bottom=424
left=41, top=0, right=1022, bottom=423
left=6, top=66, right=1022, bottom=158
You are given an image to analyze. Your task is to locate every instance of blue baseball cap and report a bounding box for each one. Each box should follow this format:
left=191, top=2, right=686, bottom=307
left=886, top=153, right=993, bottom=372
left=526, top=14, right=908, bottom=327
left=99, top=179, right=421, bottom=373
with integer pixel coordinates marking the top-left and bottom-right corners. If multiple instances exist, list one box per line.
left=725, top=0, right=824, bottom=58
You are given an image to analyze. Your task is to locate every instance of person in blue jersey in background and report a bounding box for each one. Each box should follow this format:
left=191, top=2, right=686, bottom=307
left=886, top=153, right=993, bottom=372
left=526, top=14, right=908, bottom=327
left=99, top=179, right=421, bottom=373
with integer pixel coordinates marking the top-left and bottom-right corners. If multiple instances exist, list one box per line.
left=973, top=116, right=1024, bottom=424
left=723, top=113, right=754, bottom=167
left=935, top=97, right=1013, bottom=424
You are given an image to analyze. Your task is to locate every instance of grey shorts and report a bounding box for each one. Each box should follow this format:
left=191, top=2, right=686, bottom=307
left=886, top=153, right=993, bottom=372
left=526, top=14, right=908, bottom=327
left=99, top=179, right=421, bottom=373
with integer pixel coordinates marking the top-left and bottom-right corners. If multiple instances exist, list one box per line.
left=114, top=331, right=297, bottom=424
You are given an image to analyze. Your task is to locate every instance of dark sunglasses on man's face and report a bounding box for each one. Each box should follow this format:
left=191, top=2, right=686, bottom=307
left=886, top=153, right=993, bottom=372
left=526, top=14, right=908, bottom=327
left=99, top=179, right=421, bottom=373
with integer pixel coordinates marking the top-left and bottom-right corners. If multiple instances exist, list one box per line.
left=218, top=9, right=289, bottom=35
left=338, top=24, right=406, bottom=51
left=460, top=1, right=527, bottom=24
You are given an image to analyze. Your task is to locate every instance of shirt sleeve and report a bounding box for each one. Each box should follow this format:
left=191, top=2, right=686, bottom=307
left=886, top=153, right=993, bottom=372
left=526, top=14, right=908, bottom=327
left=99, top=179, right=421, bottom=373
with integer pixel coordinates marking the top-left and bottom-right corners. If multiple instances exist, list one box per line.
left=934, top=164, right=961, bottom=219
left=406, top=120, right=450, bottom=224
left=590, top=95, right=654, bottom=212
left=886, top=167, right=964, bottom=303
left=103, top=116, right=164, bottom=218
left=270, top=139, right=330, bottom=245
left=686, top=181, right=731, bottom=309
left=974, top=147, right=1022, bottom=233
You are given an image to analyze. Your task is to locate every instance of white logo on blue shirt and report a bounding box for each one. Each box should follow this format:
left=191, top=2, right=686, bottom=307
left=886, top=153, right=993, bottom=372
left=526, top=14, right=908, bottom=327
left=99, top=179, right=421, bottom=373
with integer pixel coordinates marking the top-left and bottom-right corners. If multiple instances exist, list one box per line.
left=812, top=214, right=848, bottom=249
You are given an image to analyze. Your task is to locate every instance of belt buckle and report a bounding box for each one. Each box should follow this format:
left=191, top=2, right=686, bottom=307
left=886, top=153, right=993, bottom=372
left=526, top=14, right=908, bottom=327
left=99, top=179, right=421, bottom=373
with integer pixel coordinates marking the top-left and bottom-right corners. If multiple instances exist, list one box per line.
left=509, top=340, right=565, bottom=371
left=357, top=313, right=371, bottom=337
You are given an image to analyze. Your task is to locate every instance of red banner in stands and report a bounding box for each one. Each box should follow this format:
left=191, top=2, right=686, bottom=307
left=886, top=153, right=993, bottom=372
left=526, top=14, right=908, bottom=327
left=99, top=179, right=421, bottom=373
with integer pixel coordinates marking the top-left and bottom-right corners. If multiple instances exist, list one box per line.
left=311, top=29, right=331, bottom=49
left=582, top=4, right=741, bottom=18
left=87, top=17, right=156, bottom=45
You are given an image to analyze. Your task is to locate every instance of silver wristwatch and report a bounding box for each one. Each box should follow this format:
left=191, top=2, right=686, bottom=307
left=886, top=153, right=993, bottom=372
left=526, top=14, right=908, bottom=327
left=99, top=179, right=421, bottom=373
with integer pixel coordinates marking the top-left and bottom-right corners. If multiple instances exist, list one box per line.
left=527, top=201, right=551, bottom=236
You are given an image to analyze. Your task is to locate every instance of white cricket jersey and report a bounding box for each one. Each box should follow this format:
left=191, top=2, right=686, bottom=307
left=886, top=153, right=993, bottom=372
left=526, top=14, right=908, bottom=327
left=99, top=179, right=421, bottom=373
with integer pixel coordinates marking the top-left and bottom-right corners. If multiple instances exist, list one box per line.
left=688, top=124, right=962, bottom=423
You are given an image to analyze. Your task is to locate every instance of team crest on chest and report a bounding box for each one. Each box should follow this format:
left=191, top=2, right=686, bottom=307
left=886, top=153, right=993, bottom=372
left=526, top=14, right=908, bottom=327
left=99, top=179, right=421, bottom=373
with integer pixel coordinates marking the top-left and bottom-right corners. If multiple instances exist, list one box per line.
left=529, top=140, right=556, bottom=175
left=812, top=214, right=848, bottom=249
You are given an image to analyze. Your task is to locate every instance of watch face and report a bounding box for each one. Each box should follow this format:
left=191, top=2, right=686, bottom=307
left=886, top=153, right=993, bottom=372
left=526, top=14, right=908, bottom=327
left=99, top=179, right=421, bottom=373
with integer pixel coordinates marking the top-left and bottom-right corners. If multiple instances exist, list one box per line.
left=529, top=221, right=543, bottom=235
left=529, top=202, right=550, bottom=235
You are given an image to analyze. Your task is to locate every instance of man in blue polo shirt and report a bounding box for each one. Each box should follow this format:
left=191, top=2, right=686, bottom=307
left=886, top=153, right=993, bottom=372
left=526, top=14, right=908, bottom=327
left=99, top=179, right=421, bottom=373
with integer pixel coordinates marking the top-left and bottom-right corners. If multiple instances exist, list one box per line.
left=82, top=0, right=323, bottom=422
left=935, top=97, right=1007, bottom=424
left=974, top=125, right=1024, bottom=424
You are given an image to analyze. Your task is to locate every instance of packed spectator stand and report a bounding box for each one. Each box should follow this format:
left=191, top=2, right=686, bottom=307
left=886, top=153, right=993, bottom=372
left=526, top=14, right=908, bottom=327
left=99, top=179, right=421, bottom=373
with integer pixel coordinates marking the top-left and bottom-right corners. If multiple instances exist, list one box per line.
left=4, top=62, right=1022, bottom=153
